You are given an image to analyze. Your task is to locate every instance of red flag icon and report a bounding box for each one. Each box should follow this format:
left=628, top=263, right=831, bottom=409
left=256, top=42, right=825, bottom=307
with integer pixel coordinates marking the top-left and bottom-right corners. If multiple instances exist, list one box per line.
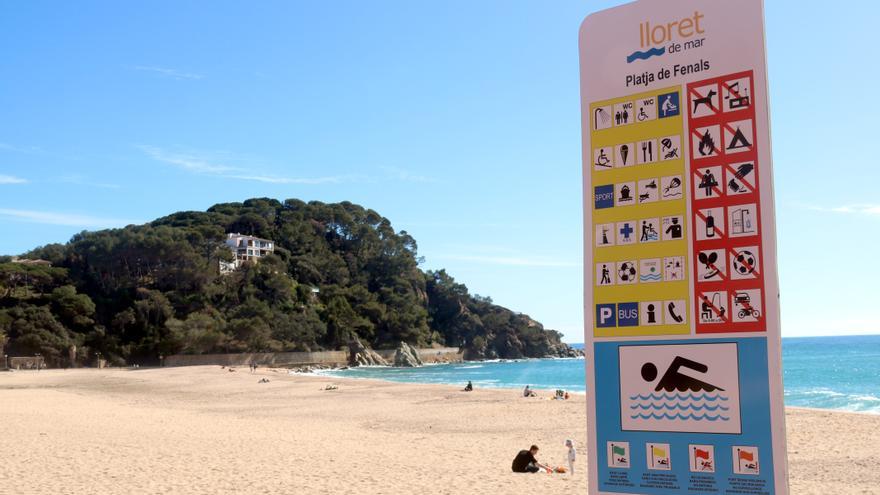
left=739, top=450, right=754, bottom=462
left=695, top=448, right=710, bottom=460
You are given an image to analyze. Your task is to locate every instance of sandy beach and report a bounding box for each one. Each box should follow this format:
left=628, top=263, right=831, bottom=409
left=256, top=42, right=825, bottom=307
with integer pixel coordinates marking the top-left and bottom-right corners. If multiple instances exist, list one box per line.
left=1, top=367, right=877, bottom=494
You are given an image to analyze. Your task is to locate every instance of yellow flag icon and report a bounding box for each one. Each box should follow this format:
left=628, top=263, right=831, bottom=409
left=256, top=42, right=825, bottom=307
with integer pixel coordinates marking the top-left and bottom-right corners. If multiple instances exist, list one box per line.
left=652, top=446, right=666, bottom=458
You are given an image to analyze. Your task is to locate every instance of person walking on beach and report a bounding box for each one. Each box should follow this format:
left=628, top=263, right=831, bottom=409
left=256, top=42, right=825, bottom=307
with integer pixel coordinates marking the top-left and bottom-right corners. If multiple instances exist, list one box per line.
left=511, top=445, right=551, bottom=474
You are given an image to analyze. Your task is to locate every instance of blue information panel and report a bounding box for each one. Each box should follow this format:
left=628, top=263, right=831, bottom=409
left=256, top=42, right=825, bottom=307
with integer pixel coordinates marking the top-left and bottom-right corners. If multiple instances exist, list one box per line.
left=594, top=338, right=775, bottom=493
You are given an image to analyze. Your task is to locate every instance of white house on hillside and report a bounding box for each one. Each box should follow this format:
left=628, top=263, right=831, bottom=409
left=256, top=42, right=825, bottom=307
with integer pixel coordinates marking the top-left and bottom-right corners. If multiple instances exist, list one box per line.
left=220, top=233, right=275, bottom=273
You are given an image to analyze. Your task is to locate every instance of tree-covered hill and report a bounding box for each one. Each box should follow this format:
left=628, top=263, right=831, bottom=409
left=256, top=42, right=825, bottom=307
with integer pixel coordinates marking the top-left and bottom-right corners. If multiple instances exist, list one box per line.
left=0, top=198, right=577, bottom=366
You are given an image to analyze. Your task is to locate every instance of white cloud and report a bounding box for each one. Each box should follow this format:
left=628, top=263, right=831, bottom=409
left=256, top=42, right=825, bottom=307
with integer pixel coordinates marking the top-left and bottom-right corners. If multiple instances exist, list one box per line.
left=432, top=254, right=581, bottom=268
left=782, top=315, right=880, bottom=338
left=381, top=166, right=437, bottom=183
left=0, top=175, right=27, bottom=184
left=224, top=174, right=364, bottom=185
left=802, top=203, right=880, bottom=215
left=138, top=145, right=368, bottom=185
left=0, top=208, right=138, bottom=228
left=0, top=143, right=43, bottom=154
left=138, top=145, right=237, bottom=174
left=55, top=176, right=120, bottom=189
left=130, top=65, right=204, bottom=80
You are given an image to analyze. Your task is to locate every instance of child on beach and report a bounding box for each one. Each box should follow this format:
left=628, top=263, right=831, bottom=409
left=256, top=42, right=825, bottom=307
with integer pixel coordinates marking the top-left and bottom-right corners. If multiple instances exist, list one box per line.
left=564, top=439, right=576, bottom=475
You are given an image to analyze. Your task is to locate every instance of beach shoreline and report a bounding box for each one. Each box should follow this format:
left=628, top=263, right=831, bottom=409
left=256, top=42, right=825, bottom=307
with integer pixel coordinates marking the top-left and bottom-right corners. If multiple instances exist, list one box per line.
left=1, top=366, right=877, bottom=494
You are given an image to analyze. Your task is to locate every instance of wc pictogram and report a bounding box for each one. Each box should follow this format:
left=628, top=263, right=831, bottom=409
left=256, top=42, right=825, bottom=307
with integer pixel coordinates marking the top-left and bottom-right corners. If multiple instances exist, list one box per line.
left=614, top=101, right=635, bottom=126
left=636, top=96, right=657, bottom=122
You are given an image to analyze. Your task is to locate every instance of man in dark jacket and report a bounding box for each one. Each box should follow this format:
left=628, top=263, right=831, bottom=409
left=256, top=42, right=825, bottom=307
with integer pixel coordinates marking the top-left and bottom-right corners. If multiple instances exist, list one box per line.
left=512, top=445, right=550, bottom=473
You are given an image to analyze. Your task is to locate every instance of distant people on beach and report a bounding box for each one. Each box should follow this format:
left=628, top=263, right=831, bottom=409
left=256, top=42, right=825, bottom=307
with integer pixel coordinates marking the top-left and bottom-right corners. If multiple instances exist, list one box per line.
left=511, top=445, right=551, bottom=473
left=553, top=389, right=570, bottom=400
left=463, top=380, right=473, bottom=392
left=523, top=385, right=537, bottom=398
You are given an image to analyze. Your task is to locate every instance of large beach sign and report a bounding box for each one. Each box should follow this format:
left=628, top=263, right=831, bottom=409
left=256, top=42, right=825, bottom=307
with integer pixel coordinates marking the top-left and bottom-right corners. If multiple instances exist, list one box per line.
left=579, top=1, right=788, bottom=494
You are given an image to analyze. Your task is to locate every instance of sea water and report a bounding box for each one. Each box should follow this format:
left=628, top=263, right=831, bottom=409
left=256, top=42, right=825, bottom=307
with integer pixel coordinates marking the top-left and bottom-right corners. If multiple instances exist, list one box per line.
left=322, top=335, right=880, bottom=414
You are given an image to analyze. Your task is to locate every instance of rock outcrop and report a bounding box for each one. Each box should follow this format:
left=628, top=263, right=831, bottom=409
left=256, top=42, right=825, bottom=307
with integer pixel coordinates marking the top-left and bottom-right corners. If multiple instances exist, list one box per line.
left=348, top=337, right=388, bottom=367
left=393, top=341, right=423, bottom=367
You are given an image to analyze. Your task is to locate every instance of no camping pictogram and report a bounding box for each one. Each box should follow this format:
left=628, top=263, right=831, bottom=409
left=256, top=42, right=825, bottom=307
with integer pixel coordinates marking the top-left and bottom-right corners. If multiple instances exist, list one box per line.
left=723, top=119, right=754, bottom=154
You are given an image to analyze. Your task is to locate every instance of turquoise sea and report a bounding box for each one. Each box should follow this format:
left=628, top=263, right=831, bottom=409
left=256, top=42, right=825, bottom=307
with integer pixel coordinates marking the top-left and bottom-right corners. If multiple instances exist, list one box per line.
left=322, top=335, right=880, bottom=414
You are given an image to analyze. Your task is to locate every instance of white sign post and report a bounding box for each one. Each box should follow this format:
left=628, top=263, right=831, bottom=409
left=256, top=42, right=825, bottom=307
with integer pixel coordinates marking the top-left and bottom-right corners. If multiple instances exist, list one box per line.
left=579, top=1, right=788, bottom=494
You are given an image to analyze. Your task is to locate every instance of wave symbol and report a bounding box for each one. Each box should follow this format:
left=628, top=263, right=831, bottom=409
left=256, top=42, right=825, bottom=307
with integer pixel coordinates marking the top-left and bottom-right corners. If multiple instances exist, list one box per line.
left=640, top=273, right=662, bottom=282
left=630, top=412, right=730, bottom=421
left=626, top=47, right=666, bottom=63
left=630, top=402, right=730, bottom=412
left=629, top=393, right=729, bottom=402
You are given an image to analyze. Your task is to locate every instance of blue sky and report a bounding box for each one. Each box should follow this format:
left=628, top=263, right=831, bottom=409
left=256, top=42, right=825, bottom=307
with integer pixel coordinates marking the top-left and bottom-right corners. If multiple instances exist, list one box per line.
left=0, top=1, right=876, bottom=340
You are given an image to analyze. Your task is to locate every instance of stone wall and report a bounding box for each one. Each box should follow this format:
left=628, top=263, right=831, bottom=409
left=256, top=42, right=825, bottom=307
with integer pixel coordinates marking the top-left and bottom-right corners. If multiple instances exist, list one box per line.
left=164, top=347, right=462, bottom=368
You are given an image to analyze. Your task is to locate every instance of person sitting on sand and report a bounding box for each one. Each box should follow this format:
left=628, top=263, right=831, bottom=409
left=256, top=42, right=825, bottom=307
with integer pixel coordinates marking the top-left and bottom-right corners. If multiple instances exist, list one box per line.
left=463, top=380, right=473, bottom=392
left=523, top=385, right=537, bottom=398
left=511, top=445, right=551, bottom=474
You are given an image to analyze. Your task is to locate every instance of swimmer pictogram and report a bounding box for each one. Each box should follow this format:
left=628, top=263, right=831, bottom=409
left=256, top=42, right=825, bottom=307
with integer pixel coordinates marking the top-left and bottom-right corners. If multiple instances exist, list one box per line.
left=618, top=343, right=742, bottom=434
left=641, top=356, right=724, bottom=393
